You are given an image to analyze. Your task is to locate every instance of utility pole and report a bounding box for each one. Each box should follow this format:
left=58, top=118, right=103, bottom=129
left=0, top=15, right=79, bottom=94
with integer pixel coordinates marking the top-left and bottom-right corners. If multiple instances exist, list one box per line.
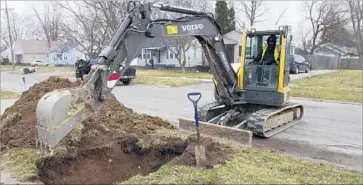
left=1, top=0, right=15, bottom=70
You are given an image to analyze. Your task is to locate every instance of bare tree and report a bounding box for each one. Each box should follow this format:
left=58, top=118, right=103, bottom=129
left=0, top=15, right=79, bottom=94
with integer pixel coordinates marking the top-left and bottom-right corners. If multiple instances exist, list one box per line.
left=32, top=2, right=62, bottom=43
left=56, top=1, right=112, bottom=58
left=56, top=1, right=140, bottom=58
left=296, top=21, right=311, bottom=53
left=236, top=0, right=268, bottom=27
left=347, top=0, right=363, bottom=61
left=0, top=11, right=35, bottom=48
left=162, top=36, right=194, bottom=73
left=303, top=0, right=348, bottom=54
left=274, top=5, right=289, bottom=25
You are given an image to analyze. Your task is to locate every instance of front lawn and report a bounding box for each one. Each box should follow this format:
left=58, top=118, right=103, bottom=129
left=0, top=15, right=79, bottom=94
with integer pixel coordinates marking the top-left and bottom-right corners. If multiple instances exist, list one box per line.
left=290, top=70, right=362, bottom=102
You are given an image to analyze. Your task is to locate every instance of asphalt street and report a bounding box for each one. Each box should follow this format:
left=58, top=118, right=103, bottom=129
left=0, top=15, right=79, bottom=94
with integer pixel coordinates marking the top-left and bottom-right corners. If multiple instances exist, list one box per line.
left=1, top=69, right=362, bottom=172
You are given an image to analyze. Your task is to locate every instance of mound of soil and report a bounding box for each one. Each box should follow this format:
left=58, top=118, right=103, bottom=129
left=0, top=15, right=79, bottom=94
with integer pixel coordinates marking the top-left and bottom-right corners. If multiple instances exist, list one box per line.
left=1, top=76, right=82, bottom=150
left=0, top=76, right=233, bottom=184
left=171, top=135, right=234, bottom=169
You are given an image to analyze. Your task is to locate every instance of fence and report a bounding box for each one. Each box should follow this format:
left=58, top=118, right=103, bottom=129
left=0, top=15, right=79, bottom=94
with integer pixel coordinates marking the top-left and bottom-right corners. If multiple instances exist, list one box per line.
left=306, top=54, right=362, bottom=70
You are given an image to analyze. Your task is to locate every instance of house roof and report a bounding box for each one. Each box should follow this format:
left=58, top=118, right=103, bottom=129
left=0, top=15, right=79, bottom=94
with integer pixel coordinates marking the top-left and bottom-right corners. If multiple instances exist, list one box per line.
left=223, top=30, right=243, bottom=45
left=223, top=37, right=237, bottom=44
left=10, top=39, right=59, bottom=54
left=143, top=38, right=165, bottom=49
left=315, top=43, right=358, bottom=56
left=50, top=42, right=78, bottom=53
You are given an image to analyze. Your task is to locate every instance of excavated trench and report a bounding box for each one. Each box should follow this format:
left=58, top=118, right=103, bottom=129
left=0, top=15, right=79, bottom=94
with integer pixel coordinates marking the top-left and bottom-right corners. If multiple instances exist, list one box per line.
left=0, top=76, right=233, bottom=185
left=36, top=136, right=188, bottom=184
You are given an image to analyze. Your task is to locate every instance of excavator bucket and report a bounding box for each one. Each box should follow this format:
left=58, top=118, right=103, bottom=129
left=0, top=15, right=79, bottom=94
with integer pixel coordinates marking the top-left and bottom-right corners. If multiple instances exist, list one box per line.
left=178, top=118, right=253, bottom=146
left=35, top=87, right=94, bottom=154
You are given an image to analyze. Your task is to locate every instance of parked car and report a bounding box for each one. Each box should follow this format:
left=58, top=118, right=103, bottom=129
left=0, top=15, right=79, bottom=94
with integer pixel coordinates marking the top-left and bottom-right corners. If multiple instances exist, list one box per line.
left=31, top=59, right=48, bottom=67
left=289, top=54, right=310, bottom=74
left=75, top=58, right=136, bottom=85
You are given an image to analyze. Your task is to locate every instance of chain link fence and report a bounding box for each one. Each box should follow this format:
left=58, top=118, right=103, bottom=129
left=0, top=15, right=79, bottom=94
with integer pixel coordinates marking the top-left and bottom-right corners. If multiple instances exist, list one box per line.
left=304, top=54, right=362, bottom=70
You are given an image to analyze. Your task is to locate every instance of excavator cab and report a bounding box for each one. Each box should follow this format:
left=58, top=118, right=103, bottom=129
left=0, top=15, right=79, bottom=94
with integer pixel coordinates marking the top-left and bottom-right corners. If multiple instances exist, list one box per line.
left=237, top=26, right=293, bottom=107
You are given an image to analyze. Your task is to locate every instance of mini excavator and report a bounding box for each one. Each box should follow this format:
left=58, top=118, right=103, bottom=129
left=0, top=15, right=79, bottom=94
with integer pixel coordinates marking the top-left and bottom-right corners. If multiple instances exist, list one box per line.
left=35, top=1, right=304, bottom=154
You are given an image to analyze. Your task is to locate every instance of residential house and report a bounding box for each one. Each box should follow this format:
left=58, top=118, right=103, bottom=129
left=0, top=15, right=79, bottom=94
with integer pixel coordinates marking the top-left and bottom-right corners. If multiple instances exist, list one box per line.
left=223, top=30, right=243, bottom=63
left=1, top=39, right=58, bottom=64
left=314, top=43, right=358, bottom=58
left=49, top=43, right=87, bottom=66
left=133, top=37, right=205, bottom=68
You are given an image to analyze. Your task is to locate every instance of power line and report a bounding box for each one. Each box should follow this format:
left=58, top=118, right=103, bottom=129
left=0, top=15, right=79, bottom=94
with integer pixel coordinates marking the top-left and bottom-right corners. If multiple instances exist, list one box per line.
left=0, top=0, right=15, bottom=70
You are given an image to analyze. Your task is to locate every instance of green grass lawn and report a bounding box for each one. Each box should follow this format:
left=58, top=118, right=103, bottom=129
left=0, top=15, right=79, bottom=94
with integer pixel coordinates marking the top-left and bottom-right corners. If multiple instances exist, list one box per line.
left=0, top=90, right=20, bottom=99
left=134, top=76, right=203, bottom=87
left=137, top=69, right=213, bottom=79
left=1, top=148, right=40, bottom=181
left=121, top=147, right=362, bottom=184
left=290, top=70, right=362, bottom=103
left=2, top=131, right=362, bottom=184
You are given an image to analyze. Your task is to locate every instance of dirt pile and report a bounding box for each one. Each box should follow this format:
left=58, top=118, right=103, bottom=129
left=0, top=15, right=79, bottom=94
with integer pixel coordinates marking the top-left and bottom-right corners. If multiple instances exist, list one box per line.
left=0, top=76, right=233, bottom=184
left=171, top=135, right=234, bottom=168
left=1, top=76, right=82, bottom=149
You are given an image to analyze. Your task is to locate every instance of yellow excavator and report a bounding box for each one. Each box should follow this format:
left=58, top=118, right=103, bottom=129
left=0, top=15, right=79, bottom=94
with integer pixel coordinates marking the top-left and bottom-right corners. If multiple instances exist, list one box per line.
left=35, top=1, right=304, bottom=154
left=179, top=26, right=304, bottom=144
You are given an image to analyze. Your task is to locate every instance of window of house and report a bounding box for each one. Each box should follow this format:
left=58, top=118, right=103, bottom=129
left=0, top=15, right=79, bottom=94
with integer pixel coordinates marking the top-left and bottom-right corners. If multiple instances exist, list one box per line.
left=142, top=49, right=146, bottom=59
left=56, top=53, right=62, bottom=60
left=169, top=50, right=174, bottom=59
left=63, top=54, right=68, bottom=60
left=146, top=50, right=151, bottom=59
left=168, top=48, right=175, bottom=59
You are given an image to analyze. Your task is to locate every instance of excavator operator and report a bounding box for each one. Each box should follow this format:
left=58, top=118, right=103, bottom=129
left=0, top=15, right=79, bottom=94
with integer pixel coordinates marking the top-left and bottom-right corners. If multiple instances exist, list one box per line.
left=253, top=34, right=280, bottom=84
left=253, top=34, right=280, bottom=65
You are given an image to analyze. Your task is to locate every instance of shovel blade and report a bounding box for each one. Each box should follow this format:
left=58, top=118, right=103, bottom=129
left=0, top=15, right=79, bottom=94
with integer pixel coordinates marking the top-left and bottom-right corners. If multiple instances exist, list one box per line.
left=179, top=118, right=252, bottom=146
left=36, top=87, right=94, bottom=153
left=195, top=144, right=206, bottom=167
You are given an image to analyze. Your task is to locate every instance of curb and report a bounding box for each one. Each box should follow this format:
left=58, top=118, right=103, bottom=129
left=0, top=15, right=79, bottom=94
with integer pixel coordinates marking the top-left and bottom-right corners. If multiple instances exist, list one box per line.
left=291, top=97, right=362, bottom=106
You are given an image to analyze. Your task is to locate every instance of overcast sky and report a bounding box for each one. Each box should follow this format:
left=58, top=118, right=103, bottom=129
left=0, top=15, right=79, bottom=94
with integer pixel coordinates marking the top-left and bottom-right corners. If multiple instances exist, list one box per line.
left=1, top=0, right=309, bottom=46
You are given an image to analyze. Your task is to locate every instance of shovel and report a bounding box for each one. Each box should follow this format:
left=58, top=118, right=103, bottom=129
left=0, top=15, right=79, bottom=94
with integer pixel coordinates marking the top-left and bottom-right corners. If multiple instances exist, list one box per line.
left=187, top=92, right=206, bottom=167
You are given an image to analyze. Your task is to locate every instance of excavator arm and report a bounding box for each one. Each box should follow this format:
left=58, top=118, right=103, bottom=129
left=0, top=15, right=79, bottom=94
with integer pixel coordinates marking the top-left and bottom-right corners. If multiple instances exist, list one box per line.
left=35, top=2, right=240, bottom=153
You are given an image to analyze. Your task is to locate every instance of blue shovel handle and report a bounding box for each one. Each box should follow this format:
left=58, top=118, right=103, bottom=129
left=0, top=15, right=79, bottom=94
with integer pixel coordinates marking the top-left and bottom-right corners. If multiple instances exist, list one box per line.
left=187, top=92, right=201, bottom=128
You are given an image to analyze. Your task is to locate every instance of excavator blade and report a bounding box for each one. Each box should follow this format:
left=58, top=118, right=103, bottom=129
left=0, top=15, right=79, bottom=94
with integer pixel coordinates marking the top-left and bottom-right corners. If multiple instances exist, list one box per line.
left=178, top=118, right=253, bottom=146
left=35, top=87, right=94, bottom=155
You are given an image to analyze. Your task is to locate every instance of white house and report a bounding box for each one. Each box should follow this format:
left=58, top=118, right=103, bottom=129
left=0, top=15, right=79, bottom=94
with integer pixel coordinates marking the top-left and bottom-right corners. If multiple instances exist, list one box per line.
left=223, top=30, right=244, bottom=64
left=49, top=43, right=87, bottom=66
left=1, top=39, right=59, bottom=64
left=132, top=38, right=206, bottom=68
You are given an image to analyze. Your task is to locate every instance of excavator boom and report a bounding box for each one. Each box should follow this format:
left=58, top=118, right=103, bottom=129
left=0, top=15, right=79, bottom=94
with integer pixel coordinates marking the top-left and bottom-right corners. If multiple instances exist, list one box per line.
left=35, top=2, right=250, bottom=154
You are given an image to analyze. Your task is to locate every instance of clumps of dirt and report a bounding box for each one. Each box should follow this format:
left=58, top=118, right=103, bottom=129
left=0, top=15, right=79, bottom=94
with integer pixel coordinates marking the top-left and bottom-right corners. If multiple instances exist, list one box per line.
left=0, top=76, right=234, bottom=185
left=171, top=135, right=234, bottom=168
left=0, top=76, right=82, bottom=150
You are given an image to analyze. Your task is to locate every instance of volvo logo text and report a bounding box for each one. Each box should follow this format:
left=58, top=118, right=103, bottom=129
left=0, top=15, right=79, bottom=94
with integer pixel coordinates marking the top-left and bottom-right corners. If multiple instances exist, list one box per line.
left=181, top=24, right=204, bottom=31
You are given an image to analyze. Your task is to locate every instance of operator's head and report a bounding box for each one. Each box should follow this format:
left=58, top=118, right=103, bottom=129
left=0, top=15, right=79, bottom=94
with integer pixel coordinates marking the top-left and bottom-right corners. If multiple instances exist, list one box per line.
left=267, top=35, right=277, bottom=45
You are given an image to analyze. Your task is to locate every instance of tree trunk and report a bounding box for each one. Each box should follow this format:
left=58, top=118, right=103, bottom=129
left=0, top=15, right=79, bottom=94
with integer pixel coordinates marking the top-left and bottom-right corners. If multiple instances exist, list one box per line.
left=181, top=66, right=186, bottom=73
left=182, top=47, right=188, bottom=73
